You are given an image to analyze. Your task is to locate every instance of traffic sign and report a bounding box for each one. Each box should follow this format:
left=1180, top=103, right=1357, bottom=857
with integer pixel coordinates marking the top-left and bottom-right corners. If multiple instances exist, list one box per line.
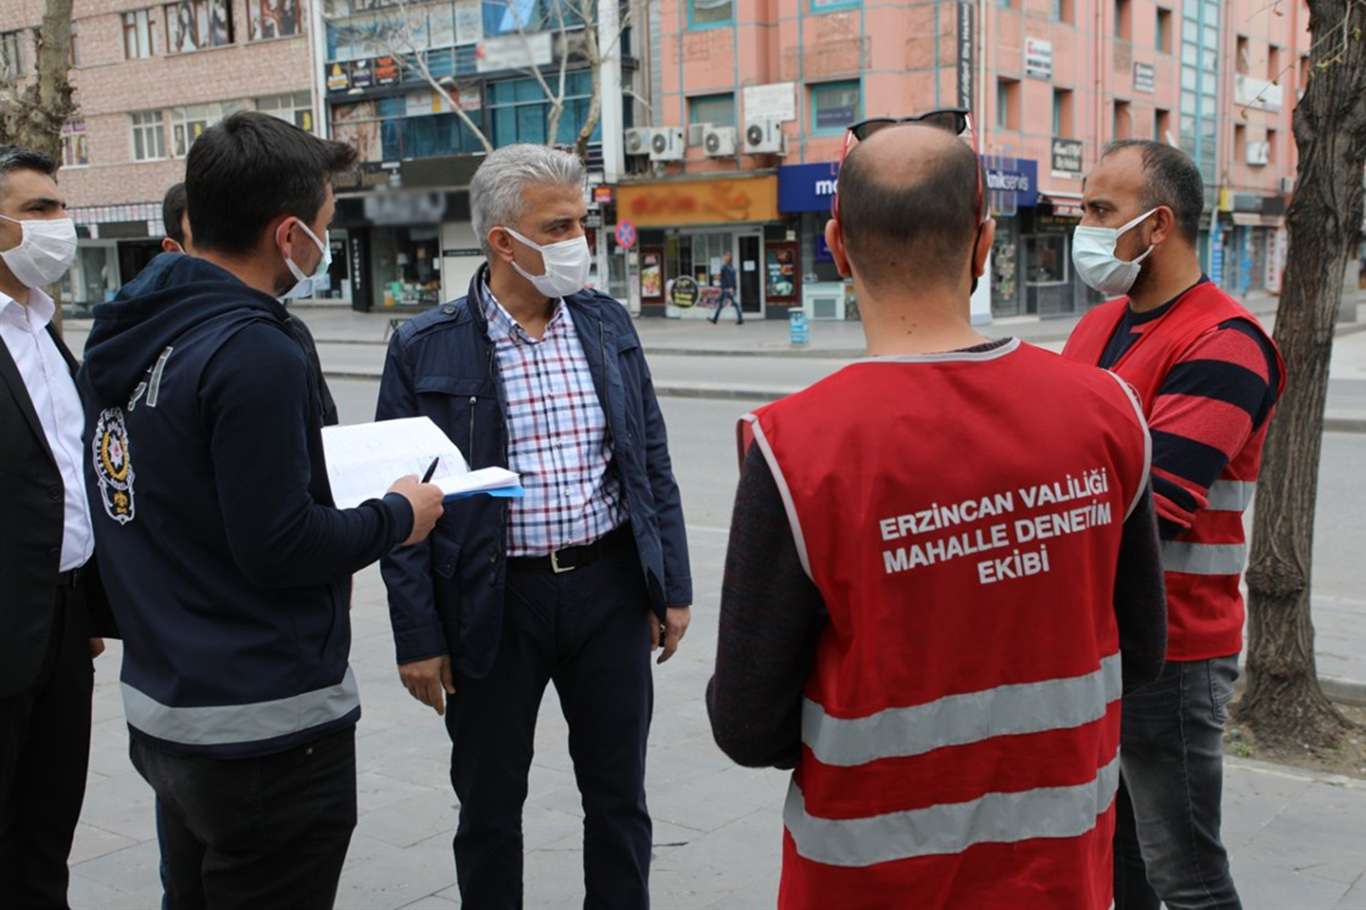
left=615, top=221, right=637, bottom=250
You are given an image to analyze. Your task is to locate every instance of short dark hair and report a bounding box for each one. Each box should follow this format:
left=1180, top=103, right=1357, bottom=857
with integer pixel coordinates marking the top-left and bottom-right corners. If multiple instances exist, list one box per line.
left=0, top=146, right=58, bottom=200
left=162, top=182, right=188, bottom=245
left=1102, top=139, right=1204, bottom=244
left=836, top=132, right=980, bottom=289
left=185, top=112, right=356, bottom=254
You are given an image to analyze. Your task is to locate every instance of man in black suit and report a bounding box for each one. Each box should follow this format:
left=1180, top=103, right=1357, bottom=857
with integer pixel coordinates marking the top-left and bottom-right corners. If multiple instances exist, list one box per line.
left=0, top=145, right=114, bottom=908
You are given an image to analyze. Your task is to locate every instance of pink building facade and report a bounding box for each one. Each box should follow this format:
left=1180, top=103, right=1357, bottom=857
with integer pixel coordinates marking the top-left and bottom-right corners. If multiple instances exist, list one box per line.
left=627, top=0, right=1306, bottom=320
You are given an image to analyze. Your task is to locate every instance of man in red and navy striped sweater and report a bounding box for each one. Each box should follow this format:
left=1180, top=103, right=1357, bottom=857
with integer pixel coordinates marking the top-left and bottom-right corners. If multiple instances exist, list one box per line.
left=1064, top=140, right=1284, bottom=910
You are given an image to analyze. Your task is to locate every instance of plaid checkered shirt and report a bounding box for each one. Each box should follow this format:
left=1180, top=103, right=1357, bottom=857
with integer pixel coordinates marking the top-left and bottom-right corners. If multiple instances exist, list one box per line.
left=484, top=285, right=627, bottom=557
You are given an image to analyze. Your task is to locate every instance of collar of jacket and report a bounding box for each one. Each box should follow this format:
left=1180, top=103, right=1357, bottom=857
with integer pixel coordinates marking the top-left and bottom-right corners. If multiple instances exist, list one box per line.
left=462, top=262, right=612, bottom=340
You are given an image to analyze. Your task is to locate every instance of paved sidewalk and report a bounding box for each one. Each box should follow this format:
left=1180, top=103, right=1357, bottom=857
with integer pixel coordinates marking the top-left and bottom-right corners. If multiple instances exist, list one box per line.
left=67, top=560, right=1366, bottom=910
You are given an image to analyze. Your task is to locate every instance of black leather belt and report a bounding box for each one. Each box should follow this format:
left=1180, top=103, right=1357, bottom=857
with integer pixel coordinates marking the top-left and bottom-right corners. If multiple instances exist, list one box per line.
left=508, top=525, right=632, bottom=574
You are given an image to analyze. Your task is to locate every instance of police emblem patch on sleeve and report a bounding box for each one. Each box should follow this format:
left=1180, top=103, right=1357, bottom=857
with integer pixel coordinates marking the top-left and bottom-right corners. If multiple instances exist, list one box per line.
left=93, top=407, right=136, bottom=524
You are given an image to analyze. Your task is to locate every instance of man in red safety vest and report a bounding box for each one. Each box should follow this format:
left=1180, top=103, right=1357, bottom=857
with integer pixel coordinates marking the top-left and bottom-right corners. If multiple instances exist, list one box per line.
left=706, top=116, right=1169, bottom=909
left=1064, top=140, right=1284, bottom=910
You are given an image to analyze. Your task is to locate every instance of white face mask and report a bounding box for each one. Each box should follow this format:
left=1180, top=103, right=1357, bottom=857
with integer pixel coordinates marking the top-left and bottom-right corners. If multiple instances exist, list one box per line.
left=0, top=214, right=78, bottom=289
left=501, top=226, right=590, bottom=299
left=1071, top=208, right=1159, bottom=297
left=281, top=220, right=331, bottom=301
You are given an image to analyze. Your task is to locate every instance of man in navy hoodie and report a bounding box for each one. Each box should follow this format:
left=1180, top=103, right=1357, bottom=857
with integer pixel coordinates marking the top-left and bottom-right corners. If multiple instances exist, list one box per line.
left=78, top=112, right=444, bottom=908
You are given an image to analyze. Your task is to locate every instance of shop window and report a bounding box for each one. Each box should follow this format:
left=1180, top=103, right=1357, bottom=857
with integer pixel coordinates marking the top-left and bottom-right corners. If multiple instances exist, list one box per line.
left=809, top=80, right=861, bottom=136
left=258, top=91, right=315, bottom=133
left=248, top=0, right=304, bottom=41
left=1, top=30, right=25, bottom=76
left=123, top=9, right=161, bottom=58
left=371, top=227, right=442, bottom=310
left=489, top=71, right=601, bottom=147
left=61, top=121, right=90, bottom=168
left=1157, top=8, right=1173, bottom=53
left=689, top=93, right=736, bottom=128
left=689, top=0, right=734, bottom=29
left=164, top=0, right=234, bottom=54
left=63, top=245, right=122, bottom=311
left=1025, top=235, right=1069, bottom=286
left=131, top=110, right=168, bottom=161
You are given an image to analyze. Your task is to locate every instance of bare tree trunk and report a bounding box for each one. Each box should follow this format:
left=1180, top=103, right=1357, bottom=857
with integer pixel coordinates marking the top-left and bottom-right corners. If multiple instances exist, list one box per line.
left=1235, top=0, right=1366, bottom=751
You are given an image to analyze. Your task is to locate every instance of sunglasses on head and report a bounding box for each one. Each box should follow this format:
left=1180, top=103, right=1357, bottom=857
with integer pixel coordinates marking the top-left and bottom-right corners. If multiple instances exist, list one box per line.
left=830, top=108, right=983, bottom=224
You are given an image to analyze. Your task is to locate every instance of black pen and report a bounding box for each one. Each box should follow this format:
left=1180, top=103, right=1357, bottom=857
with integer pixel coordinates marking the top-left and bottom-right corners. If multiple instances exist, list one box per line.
left=421, top=457, right=439, bottom=483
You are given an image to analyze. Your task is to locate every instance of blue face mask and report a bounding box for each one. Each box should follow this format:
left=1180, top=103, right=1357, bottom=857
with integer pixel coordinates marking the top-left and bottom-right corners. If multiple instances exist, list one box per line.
left=281, top=220, right=331, bottom=301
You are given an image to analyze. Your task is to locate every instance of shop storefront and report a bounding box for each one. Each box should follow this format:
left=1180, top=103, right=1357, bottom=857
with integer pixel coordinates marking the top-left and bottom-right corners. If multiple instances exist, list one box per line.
left=1005, top=190, right=1104, bottom=318
left=65, top=202, right=169, bottom=316
left=1217, top=192, right=1287, bottom=298
left=616, top=175, right=787, bottom=320
left=777, top=162, right=850, bottom=320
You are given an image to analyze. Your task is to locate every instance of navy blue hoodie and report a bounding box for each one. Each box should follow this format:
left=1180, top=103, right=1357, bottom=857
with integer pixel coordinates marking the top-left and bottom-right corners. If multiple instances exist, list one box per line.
left=79, top=254, right=413, bottom=758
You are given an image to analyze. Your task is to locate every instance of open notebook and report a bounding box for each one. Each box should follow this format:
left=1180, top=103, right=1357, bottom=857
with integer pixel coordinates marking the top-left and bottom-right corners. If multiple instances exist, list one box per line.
left=321, top=416, right=523, bottom=510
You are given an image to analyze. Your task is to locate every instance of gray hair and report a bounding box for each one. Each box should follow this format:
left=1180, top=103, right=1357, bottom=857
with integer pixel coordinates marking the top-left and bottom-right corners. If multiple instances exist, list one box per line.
left=470, top=144, right=585, bottom=255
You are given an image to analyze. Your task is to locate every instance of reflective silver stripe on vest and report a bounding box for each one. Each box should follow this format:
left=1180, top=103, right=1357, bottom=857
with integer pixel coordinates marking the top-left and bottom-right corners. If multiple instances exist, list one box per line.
left=1206, top=480, right=1256, bottom=512
left=1161, top=540, right=1248, bottom=576
left=784, top=754, right=1121, bottom=868
left=803, top=653, right=1122, bottom=768
left=121, top=667, right=360, bottom=746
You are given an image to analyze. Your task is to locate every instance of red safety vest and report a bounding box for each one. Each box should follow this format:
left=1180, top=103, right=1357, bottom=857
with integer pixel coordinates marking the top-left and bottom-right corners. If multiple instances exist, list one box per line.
left=741, top=339, right=1150, bottom=910
left=1063, top=283, right=1285, bottom=660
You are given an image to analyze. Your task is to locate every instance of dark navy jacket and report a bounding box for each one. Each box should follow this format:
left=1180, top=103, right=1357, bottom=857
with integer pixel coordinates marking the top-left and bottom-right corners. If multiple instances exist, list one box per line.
left=377, top=267, right=692, bottom=677
left=79, top=254, right=414, bottom=757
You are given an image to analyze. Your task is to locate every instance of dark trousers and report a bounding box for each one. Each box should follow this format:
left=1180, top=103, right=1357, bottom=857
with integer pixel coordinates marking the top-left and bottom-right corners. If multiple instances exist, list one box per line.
left=0, top=578, right=94, bottom=910
left=131, top=726, right=358, bottom=910
left=708, top=289, right=743, bottom=324
left=446, top=536, right=654, bottom=909
left=1114, top=656, right=1242, bottom=910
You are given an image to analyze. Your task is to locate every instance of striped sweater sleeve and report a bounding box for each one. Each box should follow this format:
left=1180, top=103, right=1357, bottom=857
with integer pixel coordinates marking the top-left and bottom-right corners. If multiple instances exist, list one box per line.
left=1146, top=319, right=1280, bottom=539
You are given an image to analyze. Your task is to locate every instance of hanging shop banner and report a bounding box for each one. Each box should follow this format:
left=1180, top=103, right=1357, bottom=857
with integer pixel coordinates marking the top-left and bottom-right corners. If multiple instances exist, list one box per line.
left=956, top=1, right=975, bottom=111
left=617, top=176, right=779, bottom=228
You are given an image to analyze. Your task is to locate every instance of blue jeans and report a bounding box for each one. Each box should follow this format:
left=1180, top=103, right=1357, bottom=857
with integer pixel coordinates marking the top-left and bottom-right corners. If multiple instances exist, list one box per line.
left=1114, top=656, right=1242, bottom=910
left=709, top=289, right=742, bottom=324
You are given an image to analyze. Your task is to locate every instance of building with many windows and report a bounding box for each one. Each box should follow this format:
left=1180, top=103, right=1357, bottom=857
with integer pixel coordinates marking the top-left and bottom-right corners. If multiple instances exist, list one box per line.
left=1, top=0, right=316, bottom=310
left=621, top=0, right=1308, bottom=321
left=311, top=0, right=642, bottom=311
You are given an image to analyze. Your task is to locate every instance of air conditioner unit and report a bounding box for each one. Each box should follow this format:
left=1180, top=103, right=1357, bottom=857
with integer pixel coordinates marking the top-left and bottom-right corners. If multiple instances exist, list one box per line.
left=1280, top=176, right=1296, bottom=193
left=704, top=126, right=738, bottom=157
left=1246, top=141, right=1270, bottom=166
left=743, top=116, right=784, bottom=154
left=623, top=127, right=656, bottom=157
left=687, top=123, right=709, bottom=147
left=649, top=127, right=685, bottom=162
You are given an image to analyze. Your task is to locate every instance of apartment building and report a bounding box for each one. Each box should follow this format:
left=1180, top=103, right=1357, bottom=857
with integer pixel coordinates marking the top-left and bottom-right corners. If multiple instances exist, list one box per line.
left=625, top=0, right=1306, bottom=321
left=1, top=0, right=316, bottom=311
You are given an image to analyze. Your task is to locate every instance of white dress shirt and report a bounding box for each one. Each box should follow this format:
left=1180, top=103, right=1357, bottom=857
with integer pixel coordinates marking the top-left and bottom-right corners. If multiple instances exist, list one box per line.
left=0, top=287, right=95, bottom=572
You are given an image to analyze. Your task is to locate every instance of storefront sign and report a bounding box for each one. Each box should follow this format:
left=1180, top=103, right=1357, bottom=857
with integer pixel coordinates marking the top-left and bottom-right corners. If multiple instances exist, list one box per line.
left=778, top=163, right=840, bottom=213
left=326, top=61, right=350, bottom=93
left=956, top=1, right=975, bottom=110
left=593, top=186, right=614, bottom=205
left=982, top=157, right=1038, bottom=208
left=350, top=58, right=373, bottom=91
left=1024, top=38, right=1052, bottom=81
left=454, top=0, right=483, bottom=44
left=1134, top=61, right=1156, bottom=94
left=615, top=221, right=637, bottom=250
left=1051, top=138, right=1084, bottom=176
left=641, top=250, right=663, bottom=298
left=442, top=247, right=481, bottom=257
left=476, top=32, right=552, bottom=73
left=670, top=275, right=700, bottom=308
left=363, top=191, right=447, bottom=225
left=742, top=82, right=797, bottom=123
left=617, top=176, right=780, bottom=227
left=375, top=55, right=399, bottom=85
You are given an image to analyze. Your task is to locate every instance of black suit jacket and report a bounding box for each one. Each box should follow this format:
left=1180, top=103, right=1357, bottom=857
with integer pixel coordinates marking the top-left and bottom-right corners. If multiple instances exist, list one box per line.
left=0, top=321, right=116, bottom=697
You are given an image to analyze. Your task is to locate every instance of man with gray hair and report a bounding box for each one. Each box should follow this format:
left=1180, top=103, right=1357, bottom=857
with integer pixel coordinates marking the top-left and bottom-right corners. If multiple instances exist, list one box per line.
left=377, top=143, right=692, bottom=907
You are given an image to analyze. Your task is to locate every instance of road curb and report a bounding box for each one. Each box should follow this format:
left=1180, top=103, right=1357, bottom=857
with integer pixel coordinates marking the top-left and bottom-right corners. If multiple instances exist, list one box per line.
left=1322, top=675, right=1366, bottom=707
